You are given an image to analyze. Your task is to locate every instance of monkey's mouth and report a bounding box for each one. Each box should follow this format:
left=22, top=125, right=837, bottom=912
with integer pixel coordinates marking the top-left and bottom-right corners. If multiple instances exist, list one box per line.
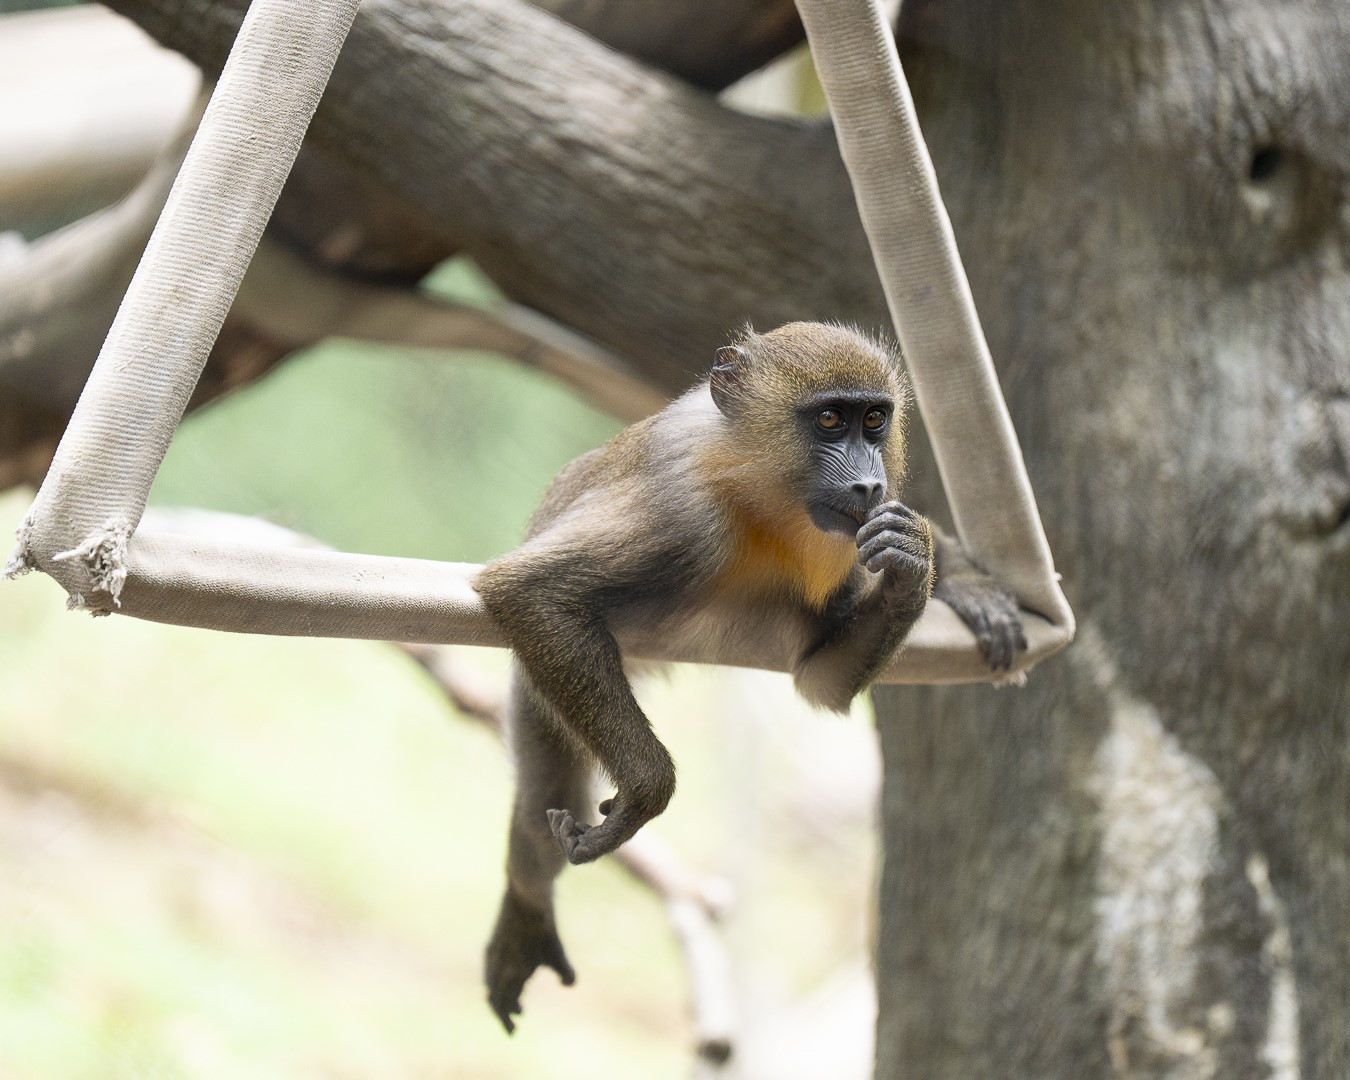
left=809, top=501, right=868, bottom=535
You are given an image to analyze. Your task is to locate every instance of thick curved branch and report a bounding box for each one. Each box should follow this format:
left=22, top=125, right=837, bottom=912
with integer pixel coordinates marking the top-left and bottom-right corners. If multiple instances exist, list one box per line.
left=0, top=117, right=658, bottom=488
left=532, top=0, right=803, bottom=90
left=205, top=0, right=808, bottom=282
left=103, top=0, right=884, bottom=394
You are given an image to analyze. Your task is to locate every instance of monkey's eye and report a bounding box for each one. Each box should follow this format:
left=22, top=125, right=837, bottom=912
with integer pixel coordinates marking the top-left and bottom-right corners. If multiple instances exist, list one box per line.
left=816, top=408, right=845, bottom=431
left=863, top=408, right=888, bottom=432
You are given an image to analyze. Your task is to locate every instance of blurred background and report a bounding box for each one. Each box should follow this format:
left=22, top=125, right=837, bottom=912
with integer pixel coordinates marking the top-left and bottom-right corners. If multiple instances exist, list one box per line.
left=0, top=2, right=881, bottom=1077
left=7, top=0, right=1348, bottom=1077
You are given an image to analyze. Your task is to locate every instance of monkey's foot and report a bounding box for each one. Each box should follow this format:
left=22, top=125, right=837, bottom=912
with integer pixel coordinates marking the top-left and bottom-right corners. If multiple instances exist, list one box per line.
left=547, top=804, right=631, bottom=865
left=934, top=575, right=1028, bottom=671
left=484, top=890, right=575, bottom=1034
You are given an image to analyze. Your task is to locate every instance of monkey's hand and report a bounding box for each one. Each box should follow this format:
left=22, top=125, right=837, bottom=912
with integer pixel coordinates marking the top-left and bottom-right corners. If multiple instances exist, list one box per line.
left=932, top=533, right=1028, bottom=671
left=485, top=889, right=575, bottom=1034
left=856, top=501, right=935, bottom=612
left=546, top=793, right=643, bottom=865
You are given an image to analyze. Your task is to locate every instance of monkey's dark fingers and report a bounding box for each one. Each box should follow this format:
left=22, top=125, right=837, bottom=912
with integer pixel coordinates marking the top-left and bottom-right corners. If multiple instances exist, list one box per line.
left=986, top=608, right=1029, bottom=671
left=550, top=808, right=618, bottom=865
left=486, top=947, right=574, bottom=1036
left=864, top=499, right=919, bottom=524
left=856, top=506, right=919, bottom=546
left=547, top=808, right=589, bottom=846
left=864, top=545, right=929, bottom=582
left=488, top=990, right=521, bottom=1035
left=966, top=607, right=996, bottom=665
left=859, top=531, right=929, bottom=568
left=543, top=938, right=576, bottom=986
left=933, top=579, right=1028, bottom=672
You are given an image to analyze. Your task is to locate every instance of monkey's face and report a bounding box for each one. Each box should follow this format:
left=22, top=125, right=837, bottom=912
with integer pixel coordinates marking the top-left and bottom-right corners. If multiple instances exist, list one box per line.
left=708, top=323, right=912, bottom=529
left=798, top=391, right=895, bottom=535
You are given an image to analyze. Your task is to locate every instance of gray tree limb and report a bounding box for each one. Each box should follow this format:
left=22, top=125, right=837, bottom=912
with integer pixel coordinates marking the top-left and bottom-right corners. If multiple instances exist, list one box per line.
left=102, top=0, right=882, bottom=395
left=531, top=0, right=803, bottom=90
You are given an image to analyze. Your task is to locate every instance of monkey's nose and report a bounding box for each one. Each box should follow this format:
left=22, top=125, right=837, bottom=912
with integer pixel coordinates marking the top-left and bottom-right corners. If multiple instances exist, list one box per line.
left=851, top=479, right=884, bottom=508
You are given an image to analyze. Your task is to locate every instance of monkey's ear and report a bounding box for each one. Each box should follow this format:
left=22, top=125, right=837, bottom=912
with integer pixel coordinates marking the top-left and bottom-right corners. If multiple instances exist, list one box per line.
left=710, top=344, right=748, bottom=417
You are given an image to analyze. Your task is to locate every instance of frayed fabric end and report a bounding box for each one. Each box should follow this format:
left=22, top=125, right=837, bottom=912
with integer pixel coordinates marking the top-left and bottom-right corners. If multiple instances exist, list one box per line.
left=3, top=543, right=33, bottom=579
left=51, top=521, right=130, bottom=608
left=4, top=514, right=36, bottom=579
left=995, top=668, right=1029, bottom=689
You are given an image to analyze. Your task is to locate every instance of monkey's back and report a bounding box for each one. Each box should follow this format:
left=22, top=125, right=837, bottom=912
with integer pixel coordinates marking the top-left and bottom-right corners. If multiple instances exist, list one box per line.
left=523, top=388, right=719, bottom=542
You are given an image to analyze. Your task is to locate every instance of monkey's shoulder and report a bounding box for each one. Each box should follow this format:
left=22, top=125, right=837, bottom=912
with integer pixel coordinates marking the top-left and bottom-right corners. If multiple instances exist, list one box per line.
left=527, top=389, right=721, bottom=538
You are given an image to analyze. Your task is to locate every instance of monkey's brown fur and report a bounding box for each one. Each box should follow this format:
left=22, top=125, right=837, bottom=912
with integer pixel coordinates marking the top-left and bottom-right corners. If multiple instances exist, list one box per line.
left=475, top=322, right=1024, bottom=1032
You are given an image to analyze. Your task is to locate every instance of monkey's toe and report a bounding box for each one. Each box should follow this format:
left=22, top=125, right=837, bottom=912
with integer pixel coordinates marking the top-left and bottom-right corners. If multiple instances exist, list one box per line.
left=485, top=890, right=576, bottom=1034
left=973, top=605, right=1027, bottom=671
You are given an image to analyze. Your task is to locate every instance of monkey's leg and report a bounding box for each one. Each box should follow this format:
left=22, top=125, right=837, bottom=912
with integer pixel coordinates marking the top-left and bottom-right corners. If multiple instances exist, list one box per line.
left=485, top=665, right=592, bottom=1033
left=512, top=618, right=675, bottom=866
left=477, top=548, right=679, bottom=866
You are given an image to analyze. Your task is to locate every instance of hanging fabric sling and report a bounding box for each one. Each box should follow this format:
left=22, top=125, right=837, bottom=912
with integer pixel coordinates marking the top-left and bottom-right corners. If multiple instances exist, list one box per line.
left=7, top=0, right=1073, bottom=685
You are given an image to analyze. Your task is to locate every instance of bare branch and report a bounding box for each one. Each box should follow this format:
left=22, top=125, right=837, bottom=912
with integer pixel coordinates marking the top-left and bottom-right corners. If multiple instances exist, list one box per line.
left=0, top=5, right=200, bottom=233
left=0, top=119, right=195, bottom=489
left=0, top=123, right=660, bottom=487
left=237, top=240, right=665, bottom=422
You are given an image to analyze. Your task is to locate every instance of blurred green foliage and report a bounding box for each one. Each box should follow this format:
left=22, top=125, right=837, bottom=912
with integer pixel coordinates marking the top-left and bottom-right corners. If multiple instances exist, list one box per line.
left=151, top=259, right=622, bottom=562
left=0, top=505, right=690, bottom=1078
left=0, top=257, right=684, bottom=1075
left=0, top=1, right=76, bottom=13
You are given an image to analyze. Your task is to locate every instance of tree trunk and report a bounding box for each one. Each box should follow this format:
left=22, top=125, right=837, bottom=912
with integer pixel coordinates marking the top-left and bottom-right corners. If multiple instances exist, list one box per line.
left=876, top=1, right=1350, bottom=1076
left=88, top=0, right=1350, bottom=1075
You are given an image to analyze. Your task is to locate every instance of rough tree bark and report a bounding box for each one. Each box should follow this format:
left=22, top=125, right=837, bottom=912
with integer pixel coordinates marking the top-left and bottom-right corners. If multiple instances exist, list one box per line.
left=63, top=0, right=1350, bottom=1076
left=875, top=2, right=1350, bottom=1077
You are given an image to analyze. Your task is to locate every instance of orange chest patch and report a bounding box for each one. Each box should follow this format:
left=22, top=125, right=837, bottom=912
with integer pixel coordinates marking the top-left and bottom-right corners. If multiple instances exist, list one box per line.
left=717, top=508, right=858, bottom=610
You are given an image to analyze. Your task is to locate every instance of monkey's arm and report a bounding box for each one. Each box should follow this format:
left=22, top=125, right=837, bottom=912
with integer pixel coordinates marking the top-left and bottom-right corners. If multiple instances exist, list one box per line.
left=931, top=525, right=1028, bottom=671
left=475, top=528, right=678, bottom=867
left=793, top=501, right=934, bottom=712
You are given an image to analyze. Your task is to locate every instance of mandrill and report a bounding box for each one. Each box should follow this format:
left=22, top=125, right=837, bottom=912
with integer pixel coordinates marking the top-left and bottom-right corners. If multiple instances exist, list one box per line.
left=475, top=321, right=1025, bottom=1031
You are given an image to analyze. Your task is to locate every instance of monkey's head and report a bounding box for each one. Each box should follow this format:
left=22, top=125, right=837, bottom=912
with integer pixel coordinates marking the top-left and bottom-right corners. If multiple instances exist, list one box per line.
left=709, top=322, right=912, bottom=535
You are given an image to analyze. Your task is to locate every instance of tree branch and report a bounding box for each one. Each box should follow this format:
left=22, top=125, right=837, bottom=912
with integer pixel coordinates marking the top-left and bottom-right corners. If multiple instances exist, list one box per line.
left=103, top=0, right=883, bottom=394
left=531, top=0, right=804, bottom=90
left=0, top=120, right=192, bottom=489
left=237, top=239, right=664, bottom=422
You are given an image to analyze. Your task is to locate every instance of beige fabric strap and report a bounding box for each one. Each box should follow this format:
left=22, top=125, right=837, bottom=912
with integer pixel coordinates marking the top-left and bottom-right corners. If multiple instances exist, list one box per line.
left=11, top=0, right=360, bottom=594
left=795, top=0, right=1074, bottom=642
left=9, top=0, right=1071, bottom=686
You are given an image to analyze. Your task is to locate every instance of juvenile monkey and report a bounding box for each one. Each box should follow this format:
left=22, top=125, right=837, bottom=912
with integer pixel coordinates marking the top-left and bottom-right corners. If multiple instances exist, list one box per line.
left=475, top=321, right=1025, bottom=1031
